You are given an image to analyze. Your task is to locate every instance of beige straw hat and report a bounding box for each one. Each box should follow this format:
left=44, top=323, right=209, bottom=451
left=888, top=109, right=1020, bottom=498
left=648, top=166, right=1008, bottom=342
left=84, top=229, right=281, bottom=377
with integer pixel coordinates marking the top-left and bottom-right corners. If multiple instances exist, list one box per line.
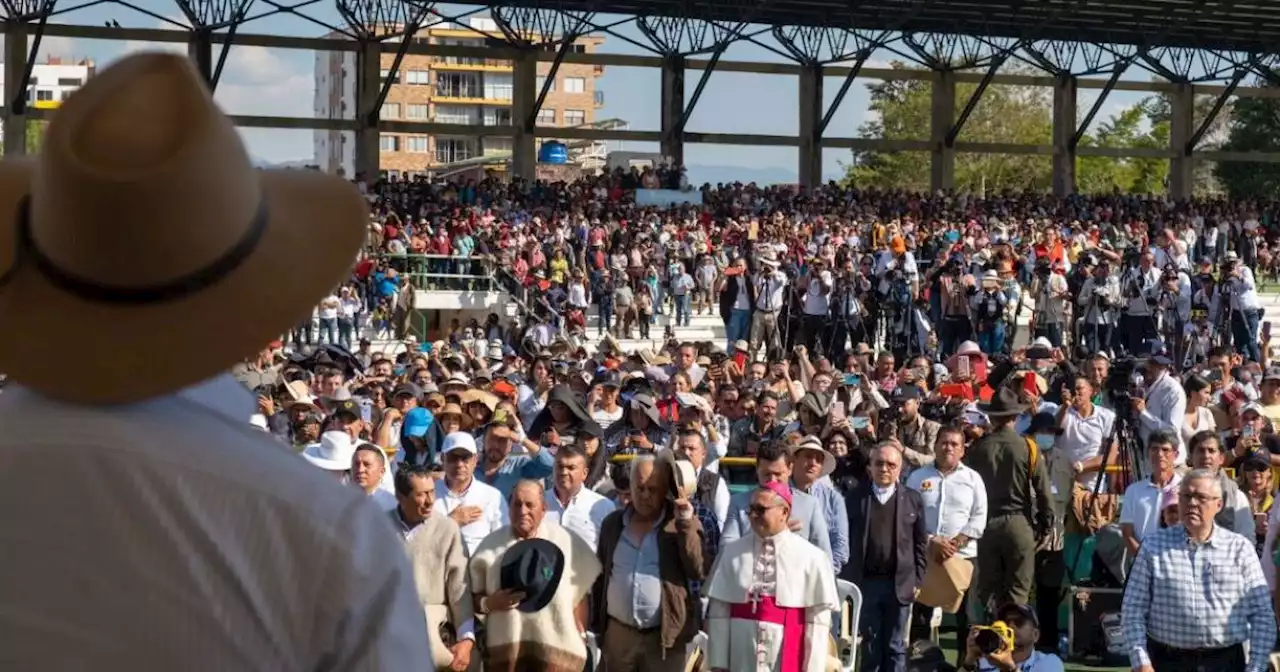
left=0, top=52, right=367, bottom=403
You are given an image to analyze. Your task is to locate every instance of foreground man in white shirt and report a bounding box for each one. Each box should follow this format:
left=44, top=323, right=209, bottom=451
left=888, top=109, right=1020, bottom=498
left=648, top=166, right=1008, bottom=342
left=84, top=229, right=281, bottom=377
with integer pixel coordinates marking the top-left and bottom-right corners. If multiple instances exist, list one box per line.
left=906, top=425, right=987, bottom=652
left=1121, top=469, right=1274, bottom=672
left=434, top=432, right=509, bottom=556
left=706, top=481, right=839, bottom=672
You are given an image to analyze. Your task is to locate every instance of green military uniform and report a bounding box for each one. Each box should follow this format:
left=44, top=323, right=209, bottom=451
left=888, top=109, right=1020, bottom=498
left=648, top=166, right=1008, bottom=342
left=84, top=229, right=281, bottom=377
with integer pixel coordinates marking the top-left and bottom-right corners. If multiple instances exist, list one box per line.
left=964, top=423, right=1055, bottom=616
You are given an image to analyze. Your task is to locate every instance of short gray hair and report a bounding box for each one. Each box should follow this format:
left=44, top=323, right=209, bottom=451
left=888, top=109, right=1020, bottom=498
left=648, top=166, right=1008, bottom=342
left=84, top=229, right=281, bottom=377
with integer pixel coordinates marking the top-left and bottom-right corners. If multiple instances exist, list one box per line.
left=1181, top=469, right=1223, bottom=498
left=510, top=479, right=545, bottom=502
left=629, top=454, right=658, bottom=482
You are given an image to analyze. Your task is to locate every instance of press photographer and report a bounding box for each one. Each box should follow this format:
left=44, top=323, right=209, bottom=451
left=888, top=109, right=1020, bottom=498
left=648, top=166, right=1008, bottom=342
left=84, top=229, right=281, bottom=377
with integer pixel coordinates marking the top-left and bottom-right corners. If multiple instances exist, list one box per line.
left=931, top=253, right=978, bottom=358
left=1028, top=258, right=1069, bottom=349
left=1219, top=251, right=1263, bottom=363
left=1116, top=249, right=1159, bottom=356
left=1076, top=261, right=1121, bottom=357
left=959, top=603, right=1064, bottom=672
left=971, top=271, right=1011, bottom=356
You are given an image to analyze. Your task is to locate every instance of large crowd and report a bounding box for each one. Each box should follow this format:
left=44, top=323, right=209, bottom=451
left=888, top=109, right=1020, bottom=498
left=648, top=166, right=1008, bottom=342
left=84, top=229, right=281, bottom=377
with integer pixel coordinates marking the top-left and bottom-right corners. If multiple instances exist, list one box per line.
left=239, top=167, right=1280, bottom=672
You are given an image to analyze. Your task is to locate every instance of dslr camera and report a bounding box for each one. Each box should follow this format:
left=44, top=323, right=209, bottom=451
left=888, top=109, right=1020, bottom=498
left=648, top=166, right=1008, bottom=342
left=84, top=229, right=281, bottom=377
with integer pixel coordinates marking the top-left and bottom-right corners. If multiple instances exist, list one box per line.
left=973, top=621, right=1015, bottom=655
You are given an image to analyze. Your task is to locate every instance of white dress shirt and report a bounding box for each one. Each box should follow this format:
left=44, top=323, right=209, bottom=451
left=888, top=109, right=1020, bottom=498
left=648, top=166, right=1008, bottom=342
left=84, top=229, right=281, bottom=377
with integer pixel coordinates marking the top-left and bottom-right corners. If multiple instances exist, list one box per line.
left=872, top=482, right=896, bottom=504
left=0, top=375, right=431, bottom=670
left=1139, top=371, right=1188, bottom=466
left=1119, top=474, right=1183, bottom=544
left=433, top=476, right=509, bottom=556
left=802, top=270, right=832, bottom=316
left=905, top=463, right=988, bottom=559
left=1058, top=404, right=1116, bottom=490
left=544, top=485, right=616, bottom=551
left=754, top=270, right=789, bottom=312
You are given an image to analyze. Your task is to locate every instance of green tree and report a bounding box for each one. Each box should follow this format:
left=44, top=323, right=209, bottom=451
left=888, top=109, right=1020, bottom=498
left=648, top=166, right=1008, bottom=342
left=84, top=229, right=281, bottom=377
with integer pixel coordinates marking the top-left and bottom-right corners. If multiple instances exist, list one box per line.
left=845, top=62, right=1054, bottom=191
left=1214, top=89, right=1280, bottom=198
left=24, top=120, right=47, bottom=154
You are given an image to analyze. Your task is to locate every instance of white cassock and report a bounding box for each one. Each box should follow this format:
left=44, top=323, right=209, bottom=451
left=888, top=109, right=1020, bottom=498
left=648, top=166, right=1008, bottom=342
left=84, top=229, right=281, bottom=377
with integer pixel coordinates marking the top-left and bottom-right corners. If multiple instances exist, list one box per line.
left=705, top=529, right=839, bottom=672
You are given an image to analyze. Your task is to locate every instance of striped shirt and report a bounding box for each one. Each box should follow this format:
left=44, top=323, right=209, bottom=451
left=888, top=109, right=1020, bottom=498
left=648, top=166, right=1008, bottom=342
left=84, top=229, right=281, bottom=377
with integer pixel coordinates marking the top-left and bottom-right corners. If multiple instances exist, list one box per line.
left=0, top=375, right=430, bottom=670
left=1121, top=523, right=1275, bottom=671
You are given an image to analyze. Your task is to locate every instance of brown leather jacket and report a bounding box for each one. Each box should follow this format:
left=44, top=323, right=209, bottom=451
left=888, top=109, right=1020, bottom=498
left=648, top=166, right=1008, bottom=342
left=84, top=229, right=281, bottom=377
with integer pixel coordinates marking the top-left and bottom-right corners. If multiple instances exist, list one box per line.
left=591, top=506, right=705, bottom=653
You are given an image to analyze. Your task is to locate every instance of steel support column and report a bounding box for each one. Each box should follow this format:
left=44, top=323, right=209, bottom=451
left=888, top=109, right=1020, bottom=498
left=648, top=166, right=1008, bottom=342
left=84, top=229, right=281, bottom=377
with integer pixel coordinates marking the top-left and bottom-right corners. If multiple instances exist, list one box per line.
left=930, top=70, right=956, bottom=192
left=660, top=55, right=685, bottom=166
left=1168, top=82, right=1194, bottom=200
left=1051, top=75, right=1077, bottom=196
left=510, top=49, right=537, bottom=181
left=798, top=63, right=822, bottom=188
left=188, top=27, right=213, bottom=82
left=353, top=39, right=380, bottom=180
left=3, top=25, right=28, bottom=157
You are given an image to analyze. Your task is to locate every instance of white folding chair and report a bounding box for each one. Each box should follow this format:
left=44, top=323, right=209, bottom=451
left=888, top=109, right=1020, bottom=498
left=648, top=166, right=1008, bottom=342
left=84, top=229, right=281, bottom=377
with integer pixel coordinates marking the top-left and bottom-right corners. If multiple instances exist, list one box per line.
left=686, top=630, right=709, bottom=672
left=836, top=579, right=862, bottom=672
left=585, top=632, right=601, bottom=672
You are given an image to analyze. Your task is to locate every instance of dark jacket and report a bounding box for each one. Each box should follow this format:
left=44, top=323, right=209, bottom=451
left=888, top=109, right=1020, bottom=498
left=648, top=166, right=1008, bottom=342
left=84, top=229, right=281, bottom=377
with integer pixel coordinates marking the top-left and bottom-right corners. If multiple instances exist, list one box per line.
left=592, top=506, right=705, bottom=652
left=841, top=481, right=929, bottom=605
left=718, top=271, right=758, bottom=326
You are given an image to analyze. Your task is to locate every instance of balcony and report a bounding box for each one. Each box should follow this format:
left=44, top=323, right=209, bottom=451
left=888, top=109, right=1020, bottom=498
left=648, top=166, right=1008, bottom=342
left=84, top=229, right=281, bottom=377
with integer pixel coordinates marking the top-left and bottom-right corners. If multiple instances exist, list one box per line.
left=431, top=56, right=512, bottom=72
left=434, top=85, right=511, bottom=105
left=376, top=253, right=515, bottom=312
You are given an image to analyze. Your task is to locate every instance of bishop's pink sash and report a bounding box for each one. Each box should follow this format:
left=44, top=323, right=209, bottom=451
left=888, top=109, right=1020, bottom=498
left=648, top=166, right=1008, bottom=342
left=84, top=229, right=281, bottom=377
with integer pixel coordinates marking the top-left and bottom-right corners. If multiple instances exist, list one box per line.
left=729, top=595, right=806, bottom=672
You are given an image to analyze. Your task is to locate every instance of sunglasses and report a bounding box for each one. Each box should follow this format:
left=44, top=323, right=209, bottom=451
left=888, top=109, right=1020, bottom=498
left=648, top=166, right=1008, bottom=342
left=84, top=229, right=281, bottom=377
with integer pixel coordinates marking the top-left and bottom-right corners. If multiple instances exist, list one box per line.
left=747, top=503, right=781, bottom=517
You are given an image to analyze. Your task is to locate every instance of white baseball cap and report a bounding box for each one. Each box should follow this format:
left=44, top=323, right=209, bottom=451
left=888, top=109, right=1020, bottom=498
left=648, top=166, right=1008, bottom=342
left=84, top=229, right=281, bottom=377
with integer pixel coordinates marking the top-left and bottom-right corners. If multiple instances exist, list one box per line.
left=442, top=431, right=478, bottom=456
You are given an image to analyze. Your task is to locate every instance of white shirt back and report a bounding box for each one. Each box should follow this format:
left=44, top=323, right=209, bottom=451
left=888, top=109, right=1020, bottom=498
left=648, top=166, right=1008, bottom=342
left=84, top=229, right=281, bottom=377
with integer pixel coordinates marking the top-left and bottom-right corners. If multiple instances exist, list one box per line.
left=0, top=375, right=430, bottom=671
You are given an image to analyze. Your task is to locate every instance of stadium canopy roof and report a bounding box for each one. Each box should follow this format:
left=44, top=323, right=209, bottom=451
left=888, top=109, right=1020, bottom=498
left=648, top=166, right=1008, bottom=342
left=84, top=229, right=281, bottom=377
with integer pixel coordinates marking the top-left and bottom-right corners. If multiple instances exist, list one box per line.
left=492, top=0, right=1280, bottom=54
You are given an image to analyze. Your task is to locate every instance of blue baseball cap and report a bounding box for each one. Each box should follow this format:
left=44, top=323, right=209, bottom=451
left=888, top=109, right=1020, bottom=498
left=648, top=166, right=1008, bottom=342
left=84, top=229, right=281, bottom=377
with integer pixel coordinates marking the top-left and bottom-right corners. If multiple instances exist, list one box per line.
left=402, top=406, right=434, bottom=439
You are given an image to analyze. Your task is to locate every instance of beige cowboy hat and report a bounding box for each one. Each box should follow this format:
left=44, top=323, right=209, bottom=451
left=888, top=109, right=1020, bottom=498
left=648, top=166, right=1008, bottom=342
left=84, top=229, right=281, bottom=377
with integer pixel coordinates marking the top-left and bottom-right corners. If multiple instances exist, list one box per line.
left=0, top=53, right=366, bottom=403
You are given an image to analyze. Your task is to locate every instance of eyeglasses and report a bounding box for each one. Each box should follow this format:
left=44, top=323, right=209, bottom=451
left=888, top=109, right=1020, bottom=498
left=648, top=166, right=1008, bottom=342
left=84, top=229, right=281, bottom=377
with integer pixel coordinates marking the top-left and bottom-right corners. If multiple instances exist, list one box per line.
left=742, top=499, right=778, bottom=517
left=871, top=460, right=901, bottom=469
left=1179, top=493, right=1221, bottom=505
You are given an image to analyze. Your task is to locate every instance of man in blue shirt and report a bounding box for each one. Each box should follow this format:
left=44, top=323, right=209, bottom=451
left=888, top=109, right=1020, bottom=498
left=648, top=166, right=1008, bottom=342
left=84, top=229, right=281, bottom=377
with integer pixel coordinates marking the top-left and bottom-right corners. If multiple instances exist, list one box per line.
left=472, top=418, right=554, bottom=499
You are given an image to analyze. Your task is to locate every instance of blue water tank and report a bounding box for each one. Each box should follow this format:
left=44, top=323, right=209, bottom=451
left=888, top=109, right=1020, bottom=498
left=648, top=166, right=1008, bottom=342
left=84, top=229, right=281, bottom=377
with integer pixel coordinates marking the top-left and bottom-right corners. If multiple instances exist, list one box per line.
left=538, top=141, right=568, bottom=164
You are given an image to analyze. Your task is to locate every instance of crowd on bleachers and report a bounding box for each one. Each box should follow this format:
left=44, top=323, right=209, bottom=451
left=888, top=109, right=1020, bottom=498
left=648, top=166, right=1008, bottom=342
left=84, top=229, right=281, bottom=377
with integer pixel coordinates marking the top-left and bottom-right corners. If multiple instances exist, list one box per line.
left=243, top=166, right=1280, bottom=672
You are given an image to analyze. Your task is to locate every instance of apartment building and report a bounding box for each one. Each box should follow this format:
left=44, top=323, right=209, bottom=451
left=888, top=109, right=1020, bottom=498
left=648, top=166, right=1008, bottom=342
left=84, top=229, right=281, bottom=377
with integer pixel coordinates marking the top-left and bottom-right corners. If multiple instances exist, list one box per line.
left=0, top=57, right=95, bottom=143
left=313, top=17, right=605, bottom=177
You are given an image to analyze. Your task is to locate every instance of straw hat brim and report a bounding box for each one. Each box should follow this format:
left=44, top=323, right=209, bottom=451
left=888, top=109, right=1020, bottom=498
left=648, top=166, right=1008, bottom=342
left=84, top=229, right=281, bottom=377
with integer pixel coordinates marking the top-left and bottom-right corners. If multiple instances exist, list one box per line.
left=0, top=161, right=367, bottom=403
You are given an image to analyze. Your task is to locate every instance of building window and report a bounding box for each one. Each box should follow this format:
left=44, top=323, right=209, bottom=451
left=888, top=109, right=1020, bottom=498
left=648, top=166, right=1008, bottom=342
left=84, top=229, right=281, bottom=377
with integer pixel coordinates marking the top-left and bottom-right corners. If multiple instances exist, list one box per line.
left=406, top=136, right=430, bottom=153
left=407, top=104, right=429, bottom=119
left=380, top=69, right=399, bottom=84
left=484, top=136, right=513, bottom=156
left=57, top=77, right=82, bottom=86
left=483, top=107, right=512, bottom=126
left=35, top=89, right=52, bottom=101
left=379, top=135, right=399, bottom=152
left=405, top=70, right=429, bottom=85
left=381, top=103, right=401, bottom=119
left=536, top=108, right=556, bottom=125
left=436, top=72, right=481, bottom=98
left=563, top=77, right=585, bottom=93
left=564, top=109, right=585, bottom=126
left=434, top=104, right=479, bottom=125
left=484, top=72, right=513, bottom=100
left=435, top=137, right=475, bottom=163
left=535, top=75, right=555, bottom=92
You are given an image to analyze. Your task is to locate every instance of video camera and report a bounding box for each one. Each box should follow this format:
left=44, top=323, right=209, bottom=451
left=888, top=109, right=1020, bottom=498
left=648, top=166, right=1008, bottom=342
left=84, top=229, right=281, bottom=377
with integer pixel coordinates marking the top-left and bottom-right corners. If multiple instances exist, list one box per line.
left=1105, top=356, right=1145, bottom=417
left=1033, top=257, right=1052, bottom=278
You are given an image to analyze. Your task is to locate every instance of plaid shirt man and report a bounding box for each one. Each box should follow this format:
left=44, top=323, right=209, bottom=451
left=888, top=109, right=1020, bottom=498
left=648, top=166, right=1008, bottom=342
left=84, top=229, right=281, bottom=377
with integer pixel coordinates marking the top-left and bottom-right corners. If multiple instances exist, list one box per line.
left=1121, top=522, right=1275, bottom=671
left=688, top=498, right=722, bottom=598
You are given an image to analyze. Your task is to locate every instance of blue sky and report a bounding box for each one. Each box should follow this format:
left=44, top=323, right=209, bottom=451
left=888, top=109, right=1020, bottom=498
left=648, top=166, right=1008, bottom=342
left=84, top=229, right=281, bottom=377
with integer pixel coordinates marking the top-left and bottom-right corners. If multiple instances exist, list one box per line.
left=32, top=0, right=1163, bottom=182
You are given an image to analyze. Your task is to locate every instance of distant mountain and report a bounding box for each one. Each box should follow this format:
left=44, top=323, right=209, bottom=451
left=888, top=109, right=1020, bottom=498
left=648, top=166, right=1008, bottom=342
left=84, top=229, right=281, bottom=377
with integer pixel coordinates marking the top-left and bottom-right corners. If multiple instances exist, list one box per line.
left=684, top=163, right=848, bottom=187
left=252, top=157, right=315, bottom=170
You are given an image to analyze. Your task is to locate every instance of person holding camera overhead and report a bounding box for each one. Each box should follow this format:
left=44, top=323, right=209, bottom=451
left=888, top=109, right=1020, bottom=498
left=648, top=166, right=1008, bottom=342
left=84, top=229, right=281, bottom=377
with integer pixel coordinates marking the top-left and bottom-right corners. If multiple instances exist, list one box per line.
left=1116, top=250, right=1161, bottom=356
left=958, top=603, right=1064, bottom=672
left=930, top=253, right=978, bottom=358
left=1077, top=260, right=1122, bottom=357
left=1028, top=258, right=1069, bottom=349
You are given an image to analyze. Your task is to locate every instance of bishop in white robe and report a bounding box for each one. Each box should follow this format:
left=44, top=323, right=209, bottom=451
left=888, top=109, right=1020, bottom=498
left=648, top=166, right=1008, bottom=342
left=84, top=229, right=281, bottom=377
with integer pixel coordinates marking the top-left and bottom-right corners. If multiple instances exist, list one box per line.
left=706, top=481, right=839, bottom=672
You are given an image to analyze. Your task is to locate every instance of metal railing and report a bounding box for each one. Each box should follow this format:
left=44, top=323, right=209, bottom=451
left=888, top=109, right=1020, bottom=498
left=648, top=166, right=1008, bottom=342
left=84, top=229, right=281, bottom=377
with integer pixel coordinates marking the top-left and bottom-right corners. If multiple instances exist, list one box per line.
left=376, top=253, right=499, bottom=292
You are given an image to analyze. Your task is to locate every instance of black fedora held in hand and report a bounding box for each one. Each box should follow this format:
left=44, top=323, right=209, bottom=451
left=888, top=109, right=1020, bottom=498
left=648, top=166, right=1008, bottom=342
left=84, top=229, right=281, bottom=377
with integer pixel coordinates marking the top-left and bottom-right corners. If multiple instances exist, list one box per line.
left=978, top=386, right=1031, bottom=418
left=499, top=538, right=565, bottom=613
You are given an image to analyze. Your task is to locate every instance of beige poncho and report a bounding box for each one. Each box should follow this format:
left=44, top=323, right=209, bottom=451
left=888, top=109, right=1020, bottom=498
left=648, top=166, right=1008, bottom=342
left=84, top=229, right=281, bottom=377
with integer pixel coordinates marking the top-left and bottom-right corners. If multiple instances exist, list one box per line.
left=469, top=520, right=601, bottom=672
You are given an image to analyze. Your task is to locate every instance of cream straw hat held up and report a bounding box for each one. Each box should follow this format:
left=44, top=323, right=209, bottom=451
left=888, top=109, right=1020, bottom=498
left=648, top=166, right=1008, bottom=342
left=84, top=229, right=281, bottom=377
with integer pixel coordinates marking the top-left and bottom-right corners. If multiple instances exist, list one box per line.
left=0, top=53, right=369, bottom=403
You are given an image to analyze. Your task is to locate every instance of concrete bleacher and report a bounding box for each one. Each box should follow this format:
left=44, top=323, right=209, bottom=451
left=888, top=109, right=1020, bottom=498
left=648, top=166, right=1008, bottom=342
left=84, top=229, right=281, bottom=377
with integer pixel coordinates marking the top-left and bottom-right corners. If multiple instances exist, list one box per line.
left=362, top=289, right=1280, bottom=359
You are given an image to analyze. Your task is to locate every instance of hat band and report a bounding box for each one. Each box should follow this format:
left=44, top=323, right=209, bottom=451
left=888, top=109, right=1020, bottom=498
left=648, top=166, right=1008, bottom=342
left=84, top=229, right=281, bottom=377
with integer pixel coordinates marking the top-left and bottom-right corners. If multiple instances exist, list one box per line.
left=0, top=195, right=268, bottom=305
